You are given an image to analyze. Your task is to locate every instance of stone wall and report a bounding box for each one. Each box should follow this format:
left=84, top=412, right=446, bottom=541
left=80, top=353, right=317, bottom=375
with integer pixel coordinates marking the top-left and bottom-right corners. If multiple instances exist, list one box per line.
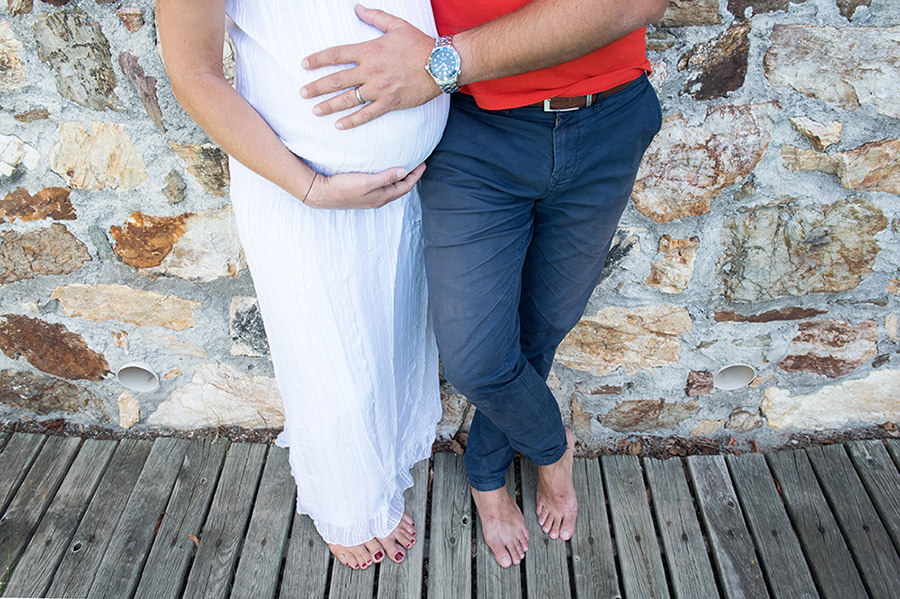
left=0, top=1, right=898, bottom=451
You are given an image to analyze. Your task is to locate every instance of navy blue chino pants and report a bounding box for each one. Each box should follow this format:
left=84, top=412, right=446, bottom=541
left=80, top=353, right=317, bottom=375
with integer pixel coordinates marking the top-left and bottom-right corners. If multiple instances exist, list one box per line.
left=419, top=74, right=662, bottom=491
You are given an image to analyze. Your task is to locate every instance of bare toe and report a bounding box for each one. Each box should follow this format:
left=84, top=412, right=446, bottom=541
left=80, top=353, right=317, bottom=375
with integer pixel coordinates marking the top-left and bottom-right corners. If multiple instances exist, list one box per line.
left=364, top=540, right=385, bottom=563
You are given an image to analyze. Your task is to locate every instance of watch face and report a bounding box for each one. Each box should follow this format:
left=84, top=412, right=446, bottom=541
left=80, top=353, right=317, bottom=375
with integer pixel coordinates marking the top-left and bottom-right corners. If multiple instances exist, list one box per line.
left=429, top=46, right=460, bottom=83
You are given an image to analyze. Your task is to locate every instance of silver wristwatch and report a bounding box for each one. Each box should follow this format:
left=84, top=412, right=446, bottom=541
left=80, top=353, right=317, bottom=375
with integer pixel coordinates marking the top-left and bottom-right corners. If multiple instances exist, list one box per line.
left=425, top=36, right=461, bottom=94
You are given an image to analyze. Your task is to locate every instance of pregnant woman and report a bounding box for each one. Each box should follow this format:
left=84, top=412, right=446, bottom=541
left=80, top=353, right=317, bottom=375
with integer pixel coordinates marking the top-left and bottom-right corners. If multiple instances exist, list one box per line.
left=157, top=0, right=448, bottom=569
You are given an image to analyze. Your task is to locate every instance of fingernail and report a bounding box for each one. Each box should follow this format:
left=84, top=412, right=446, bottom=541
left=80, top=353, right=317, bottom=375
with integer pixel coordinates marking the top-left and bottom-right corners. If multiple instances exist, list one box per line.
left=300, top=87, right=309, bottom=98
left=374, top=551, right=383, bottom=560
left=396, top=169, right=407, bottom=180
left=395, top=552, right=404, bottom=561
left=301, top=59, right=310, bottom=69
left=335, top=121, right=345, bottom=130
left=312, top=106, right=322, bottom=116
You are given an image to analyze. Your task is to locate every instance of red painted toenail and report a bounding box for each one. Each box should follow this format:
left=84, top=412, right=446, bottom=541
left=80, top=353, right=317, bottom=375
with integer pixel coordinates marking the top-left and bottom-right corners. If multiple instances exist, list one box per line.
left=395, top=552, right=404, bottom=561
left=374, top=551, right=383, bottom=560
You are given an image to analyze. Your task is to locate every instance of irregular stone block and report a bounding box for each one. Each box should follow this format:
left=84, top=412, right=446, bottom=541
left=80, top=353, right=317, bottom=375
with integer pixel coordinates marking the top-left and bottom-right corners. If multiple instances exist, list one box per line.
left=762, top=369, right=900, bottom=430
left=557, top=305, right=692, bottom=376
left=779, top=319, right=878, bottom=378
left=571, top=394, right=593, bottom=442
left=7, top=1, right=33, bottom=16
left=169, top=142, right=230, bottom=196
left=110, top=212, right=191, bottom=268
left=765, top=25, right=900, bottom=119
left=886, top=314, right=898, bottom=341
left=0, top=19, right=26, bottom=91
left=0, top=187, right=75, bottom=222
left=573, top=382, right=624, bottom=395
left=14, top=108, right=49, bottom=122
left=0, top=134, right=39, bottom=178
left=599, top=399, right=700, bottom=432
left=890, top=279, right=900, bottom=295
left=690, top=419, right=725, bottom=436
left=229, top=296, right=269, bottom=357
left=0, top=223, right=91, bottom=284
left=51, top=283, right=200, bottom=330
left=437, top=384, right=469, bottom=440
left=599, top=227, right=641, bottom=283
left=645, top=235, right=700, bottom=294
left=118, top=391, right=139, bottom=429
left=0, top=369, right=105, bottom=418
left=147, top=362, right=283, bottom=430
left=718, top=198, right=887, bottom=302
left=49, top=122, right=147, bottom=191
left=715, top=307, right=827, bottom=322
left=679, top=20, right=751, bottom=100
left=789, top=116, right=842, bottom=151
left=118, top=52, right=164, bottom=132
left=111, top=207, right=246, bottom=281
left=727, top=408, right=764, bottom=432
left=782, top=139, right=900, bottom=194
left=658, top=0, right=720, bottom=26
left=646, top=31, right=676, bottom=51
left=116, top=7, right=143, bottom=32
left=728, top=0, right=805, bottom=18
left=147, top=206, right=245, bottom=281
left=632, top=103, right=777, bottom=223
left=685, top=370, right=713, bottom=396
left=33, top=9, right=122, bottom=111
left=837, top=0, right=872, bottom=19
left=164, top=170, right=186, bottom=204
left=0, top=314, right=109, bottom=380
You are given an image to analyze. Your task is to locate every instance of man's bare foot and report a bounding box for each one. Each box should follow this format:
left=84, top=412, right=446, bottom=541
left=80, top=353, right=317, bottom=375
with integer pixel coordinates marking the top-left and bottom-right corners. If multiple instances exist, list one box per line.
left=327, top=512, right=417, bottom=569
left=536, top=427, right=578, bottom=540
left=472, top=485, right=529, bottom=568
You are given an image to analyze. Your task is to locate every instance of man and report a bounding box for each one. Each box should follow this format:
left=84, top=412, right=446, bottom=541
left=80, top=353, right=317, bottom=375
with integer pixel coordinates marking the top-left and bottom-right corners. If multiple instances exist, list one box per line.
left=300, top=0, right=669, bottom=569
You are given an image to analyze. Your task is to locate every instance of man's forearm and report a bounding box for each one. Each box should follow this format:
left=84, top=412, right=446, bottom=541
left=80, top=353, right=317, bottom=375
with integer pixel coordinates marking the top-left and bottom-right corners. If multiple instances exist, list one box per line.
left=454, top=0, right=669, bottom=86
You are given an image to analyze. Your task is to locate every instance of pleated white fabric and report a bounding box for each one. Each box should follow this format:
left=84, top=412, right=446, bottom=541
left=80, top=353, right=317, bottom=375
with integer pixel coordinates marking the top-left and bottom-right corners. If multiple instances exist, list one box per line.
left=225, top=0, right=448, bottom=546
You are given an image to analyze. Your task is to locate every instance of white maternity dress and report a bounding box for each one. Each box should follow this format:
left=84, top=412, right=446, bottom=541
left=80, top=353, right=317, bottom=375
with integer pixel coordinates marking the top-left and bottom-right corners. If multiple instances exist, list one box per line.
left=224, top=0, right=448, bottom=546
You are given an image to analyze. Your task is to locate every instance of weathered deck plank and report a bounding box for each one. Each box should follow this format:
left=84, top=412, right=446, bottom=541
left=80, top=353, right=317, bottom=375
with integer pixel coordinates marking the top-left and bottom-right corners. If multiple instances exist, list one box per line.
left=475, top=467, right=521, bottom=599
left=766, top=450, right=866, bottom=599
left=0, top=434, right=81, bottom=584
left=0, top=432, right=45, bottom=515
left=45, top=439, right=153, bottom=597
left=428, top=452, right=472, bottom=599
left=328, top=557, right=375, bottom=598
left=571, top=457, right=619, bottom=599
left=886, top=439, right=900, bottom=468
left=181, top=442, right=267, bottom=599
left=3, top=439, right=116, bottom=598
left=644, top=456, right=719, bottom=599
left=688, top=455, right=769, bottom=599
left=378, top=459, right=429, bottom=599
left=134, top=437, right=228, bottom=599
left=87, top=437, right=190, bottom=599
left=521, top=459, right=571, bottom=599
left=231, top=446, right=296, bottom=599
left=603, top=454, right=670, bottom=599
left=725, top=453, right=818, bottom=599
left=846, top=440, right=900, bottom=554
left=806, top=444, right=900, bottom=599
left=0, top=431, right=9, bottom=452
left=279, top=514, right=331, bottom=599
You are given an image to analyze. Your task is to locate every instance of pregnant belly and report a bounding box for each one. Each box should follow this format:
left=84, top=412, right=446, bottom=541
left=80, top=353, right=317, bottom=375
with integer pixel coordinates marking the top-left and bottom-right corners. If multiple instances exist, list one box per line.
left=236, top=51, right=449, bottom=176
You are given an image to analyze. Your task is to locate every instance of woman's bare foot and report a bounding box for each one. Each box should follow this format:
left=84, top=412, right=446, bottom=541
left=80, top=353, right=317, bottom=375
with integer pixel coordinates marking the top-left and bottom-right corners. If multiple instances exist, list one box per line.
left=536, top=427, right=578, bottom=540
left=472, top=485, right=529, bottom=568
left=375, top=512, right=416, bottom=563
left=327, top=512, right=417, bottom=569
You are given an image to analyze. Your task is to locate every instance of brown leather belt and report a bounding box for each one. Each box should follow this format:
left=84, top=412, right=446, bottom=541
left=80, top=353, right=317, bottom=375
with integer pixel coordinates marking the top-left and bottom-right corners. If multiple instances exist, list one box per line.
left=531, top=79, right=635, bottom=112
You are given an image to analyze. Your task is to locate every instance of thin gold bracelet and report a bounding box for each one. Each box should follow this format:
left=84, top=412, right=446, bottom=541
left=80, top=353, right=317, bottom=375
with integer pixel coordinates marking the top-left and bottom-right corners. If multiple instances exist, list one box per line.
left=302, top=172, right=317, bottom=204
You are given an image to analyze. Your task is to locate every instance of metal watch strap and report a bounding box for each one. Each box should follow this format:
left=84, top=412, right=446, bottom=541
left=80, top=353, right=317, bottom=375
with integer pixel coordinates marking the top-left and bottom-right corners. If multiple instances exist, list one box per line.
left=430, top=36, right=460, bottom=94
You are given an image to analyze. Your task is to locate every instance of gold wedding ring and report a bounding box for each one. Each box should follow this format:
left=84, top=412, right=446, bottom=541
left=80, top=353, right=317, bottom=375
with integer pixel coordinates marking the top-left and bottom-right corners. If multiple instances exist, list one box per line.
left=355, top=87, right=365, bottom=105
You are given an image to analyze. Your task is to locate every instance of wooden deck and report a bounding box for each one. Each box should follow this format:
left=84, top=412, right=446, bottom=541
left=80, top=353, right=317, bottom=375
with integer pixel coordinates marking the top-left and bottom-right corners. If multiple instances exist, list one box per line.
left=1, top=432, right=899, bottom=598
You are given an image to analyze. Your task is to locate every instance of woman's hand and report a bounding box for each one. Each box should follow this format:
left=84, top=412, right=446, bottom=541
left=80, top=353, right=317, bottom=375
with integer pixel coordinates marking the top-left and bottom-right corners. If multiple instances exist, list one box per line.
left=303, top=163, right=426, bottom=209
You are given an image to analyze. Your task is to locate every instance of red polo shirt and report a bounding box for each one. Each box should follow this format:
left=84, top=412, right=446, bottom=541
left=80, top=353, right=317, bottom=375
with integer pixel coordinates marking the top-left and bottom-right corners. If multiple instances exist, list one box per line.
left=432, top=0, right=650, bottom=110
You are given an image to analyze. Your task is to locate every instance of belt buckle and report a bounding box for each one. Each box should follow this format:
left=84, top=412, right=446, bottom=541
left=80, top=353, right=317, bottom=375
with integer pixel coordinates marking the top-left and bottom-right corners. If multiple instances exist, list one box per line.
left=542, top=98, right=581, bottom=113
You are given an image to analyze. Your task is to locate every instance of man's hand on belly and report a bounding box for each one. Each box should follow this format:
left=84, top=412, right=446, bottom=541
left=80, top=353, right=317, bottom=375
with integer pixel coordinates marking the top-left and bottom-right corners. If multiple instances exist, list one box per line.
left=300, top=4, right=440, bottom=130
